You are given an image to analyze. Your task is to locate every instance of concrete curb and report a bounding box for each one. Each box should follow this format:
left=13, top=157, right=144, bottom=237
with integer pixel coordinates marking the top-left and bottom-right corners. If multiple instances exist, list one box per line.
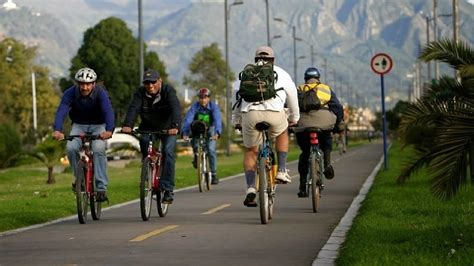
left=312, top=155, right=384, bottom=266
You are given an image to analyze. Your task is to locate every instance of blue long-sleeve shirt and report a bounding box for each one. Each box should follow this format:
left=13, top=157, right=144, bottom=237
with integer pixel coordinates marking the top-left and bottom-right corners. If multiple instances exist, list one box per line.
left=53, top=85, right=115, bottom=132
left=182, top=101, right=222, bottom=137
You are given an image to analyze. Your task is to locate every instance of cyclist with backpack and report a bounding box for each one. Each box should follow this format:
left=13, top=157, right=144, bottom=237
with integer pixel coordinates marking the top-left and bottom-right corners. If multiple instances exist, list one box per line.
left=294, top=67, right=344, bottom=198
left=52, top=67, right=115, bottom=202
left=182, top=87, right=222, bottom=185
left=232, top=46, right=300, bottom=207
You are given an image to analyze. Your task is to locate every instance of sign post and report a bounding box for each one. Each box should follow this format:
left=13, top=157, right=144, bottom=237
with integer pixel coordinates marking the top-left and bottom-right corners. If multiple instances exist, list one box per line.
left=370, top=53, right=393, bottom=170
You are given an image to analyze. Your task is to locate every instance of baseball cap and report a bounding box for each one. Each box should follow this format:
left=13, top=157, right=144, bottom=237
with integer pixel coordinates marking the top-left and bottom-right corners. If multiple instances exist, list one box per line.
left=255, top=46, right=274, bottom=58
left=143, top=69, right=160, bottom=82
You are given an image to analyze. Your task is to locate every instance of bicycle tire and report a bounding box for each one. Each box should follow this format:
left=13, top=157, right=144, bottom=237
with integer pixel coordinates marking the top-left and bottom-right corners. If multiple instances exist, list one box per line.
left=75, top=161, right=88, bottom=224
left=90, top=171, right=101, bottom=220
left=310, top=152, right=321, bottom=213
left=258, top=158, right=269, bottom=224
left=197, top=149, right=205, bottom=192
left=204, top=152, right=211, bottom=191
left=157, top=189, right=169, bottom=217
left=140, top=158, right=153, bottom=221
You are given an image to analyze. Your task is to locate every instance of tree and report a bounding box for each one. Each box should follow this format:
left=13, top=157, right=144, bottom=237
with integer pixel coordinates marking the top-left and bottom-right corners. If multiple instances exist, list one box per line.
left=398, top=38, right=474, bottom=199
left=0, top=38, right=59, bottom=141
left=183, top=43, right=235, bottom=98
left=67, top=17, right=168, bottom=121
left=26, top=137, right=65, bottom=184
left=0, top=123, right=22, bottom=168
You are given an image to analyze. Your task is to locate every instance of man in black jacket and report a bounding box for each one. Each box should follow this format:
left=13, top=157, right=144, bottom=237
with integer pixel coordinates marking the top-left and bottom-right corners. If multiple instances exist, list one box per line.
left=122, top=69, right=181, bottom=203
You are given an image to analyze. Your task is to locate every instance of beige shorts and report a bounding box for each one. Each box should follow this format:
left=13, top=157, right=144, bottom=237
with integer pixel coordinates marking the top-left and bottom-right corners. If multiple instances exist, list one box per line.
left=242, top=110, right=288, bottom=148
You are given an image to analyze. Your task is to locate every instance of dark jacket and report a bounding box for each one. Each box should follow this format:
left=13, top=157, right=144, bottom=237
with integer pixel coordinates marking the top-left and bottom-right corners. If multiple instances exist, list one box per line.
left=123, top=84, right=181, bottom=131
left=53, top=85, right=115, bottom=132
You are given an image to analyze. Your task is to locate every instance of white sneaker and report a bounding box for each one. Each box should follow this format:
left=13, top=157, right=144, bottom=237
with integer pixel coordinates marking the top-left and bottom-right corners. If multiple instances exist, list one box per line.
left=276, top=169, right=291, bottom=183
left=243, top=187, right=257, bottom=207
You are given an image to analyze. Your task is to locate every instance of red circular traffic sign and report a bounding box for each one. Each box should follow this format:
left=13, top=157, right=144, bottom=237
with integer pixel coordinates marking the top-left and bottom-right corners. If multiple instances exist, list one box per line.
left=371, top=53, right=393, bottom=75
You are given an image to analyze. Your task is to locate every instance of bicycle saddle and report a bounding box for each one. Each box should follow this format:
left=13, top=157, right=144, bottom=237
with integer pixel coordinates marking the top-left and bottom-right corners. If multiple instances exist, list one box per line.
left=255, top=122, right=271, bottom=131
left=304, top=127, right=323, bottom=133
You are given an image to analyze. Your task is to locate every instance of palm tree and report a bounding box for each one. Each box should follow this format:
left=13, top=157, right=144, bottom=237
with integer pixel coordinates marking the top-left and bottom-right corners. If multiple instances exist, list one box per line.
left=26, top=137, right=65, bottom=184
left=398, top=38, right=474, bottom=200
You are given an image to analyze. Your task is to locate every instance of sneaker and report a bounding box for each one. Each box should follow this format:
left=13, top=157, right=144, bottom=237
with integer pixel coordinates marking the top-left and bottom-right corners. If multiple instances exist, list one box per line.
left=324, top=165, right=335, bottom=180
left=297, top=190, right=308, bottom=198
left=96, top=191, right=109, bottom=203
left=192, top=155, right=197, bottom=169
left=243, top=187, right=257, bottom=207
left=211, top=174, right=219, bottom=185
left=276, top=169, right=291, bottom=184
left=162, top=190, right=174, bottom=204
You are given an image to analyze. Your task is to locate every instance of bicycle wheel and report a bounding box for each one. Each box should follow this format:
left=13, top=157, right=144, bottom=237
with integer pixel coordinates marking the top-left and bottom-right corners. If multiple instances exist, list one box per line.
left=267, top=174, right=275, bottom=220
left=258, top=157, right=269, bottom=224
left=157, top=189, right=169, bottom=217
left=310, top=152, right=321, bottom=213
left=140, top=158, right=153, bottom=221
left=204, top=152, right=211, bottom=191
left=197, top=149, right=205, bottom=192
left=90, top=174, right=101, bottom=220
left=74, top=161, right=88, bottom=224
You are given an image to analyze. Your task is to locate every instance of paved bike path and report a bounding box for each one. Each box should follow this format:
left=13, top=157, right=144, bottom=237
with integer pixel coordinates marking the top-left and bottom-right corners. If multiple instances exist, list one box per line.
left=0, top=142, right=383, bottom=265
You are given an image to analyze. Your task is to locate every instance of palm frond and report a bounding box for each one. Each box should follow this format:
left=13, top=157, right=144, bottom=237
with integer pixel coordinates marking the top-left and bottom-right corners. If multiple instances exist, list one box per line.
left=419, top=38, right=474, bottom=69
left=429, top=146, right=468, bottom=200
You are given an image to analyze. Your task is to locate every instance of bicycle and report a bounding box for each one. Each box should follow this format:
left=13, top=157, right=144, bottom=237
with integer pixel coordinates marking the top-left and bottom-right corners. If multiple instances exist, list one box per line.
left=303, top=127, right=326, bottom=213
left=255, top=122, right=278, bottom=224
left=190, top=121, right=212, bottom=193
left=131, top=130, right=170, bottom=221
left=63, top=133, right=102, bottom=224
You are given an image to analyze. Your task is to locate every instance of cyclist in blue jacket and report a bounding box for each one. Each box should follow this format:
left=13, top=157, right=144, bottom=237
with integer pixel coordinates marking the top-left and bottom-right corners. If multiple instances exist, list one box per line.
left=182, top=88, right=223, bottom=185
left=52, top=67, right=115, bottom=202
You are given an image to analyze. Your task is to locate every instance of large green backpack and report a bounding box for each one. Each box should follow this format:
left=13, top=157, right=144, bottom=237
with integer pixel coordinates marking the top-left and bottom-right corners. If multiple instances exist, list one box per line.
left=237, top=62, right=280, bottom=104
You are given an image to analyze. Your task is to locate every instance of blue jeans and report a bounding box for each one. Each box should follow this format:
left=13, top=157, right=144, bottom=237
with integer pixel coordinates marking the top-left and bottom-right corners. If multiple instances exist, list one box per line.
left=139, top=134, right=176, bottom=192
left=191, top=137, right=217, bottom=174
left=67, top=124, right=108, bottom=191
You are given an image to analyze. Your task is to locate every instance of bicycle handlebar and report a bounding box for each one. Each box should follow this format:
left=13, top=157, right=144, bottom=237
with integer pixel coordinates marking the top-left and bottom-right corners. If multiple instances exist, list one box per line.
left=62, top=134, right=101, bottom=141
left=122, top=129, right=169, bottom=136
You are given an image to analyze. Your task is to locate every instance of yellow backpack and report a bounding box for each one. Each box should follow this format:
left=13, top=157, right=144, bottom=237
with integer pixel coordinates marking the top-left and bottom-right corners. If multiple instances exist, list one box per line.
left=297, top=83, right=332, bottom=112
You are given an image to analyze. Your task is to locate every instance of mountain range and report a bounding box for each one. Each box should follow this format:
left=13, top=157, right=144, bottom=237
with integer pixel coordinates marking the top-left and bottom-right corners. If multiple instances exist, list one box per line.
left=1, top=0, right=474, bottom=109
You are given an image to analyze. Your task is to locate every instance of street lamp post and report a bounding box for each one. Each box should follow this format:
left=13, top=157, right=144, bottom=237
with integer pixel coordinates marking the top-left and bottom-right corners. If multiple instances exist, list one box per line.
left=295, top=37, right=314, bottom=66
left=224, top=0, right=243, bottom=156
left=138, top=0, right=144, bottom=84
left=273, top=17, right=298, bottom=82
left=265, top=0, right=270, bottom=46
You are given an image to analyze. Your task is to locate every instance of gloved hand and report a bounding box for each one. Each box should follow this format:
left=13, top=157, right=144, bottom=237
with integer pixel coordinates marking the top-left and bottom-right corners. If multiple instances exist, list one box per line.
left=333, top=121, right=346, bottom=133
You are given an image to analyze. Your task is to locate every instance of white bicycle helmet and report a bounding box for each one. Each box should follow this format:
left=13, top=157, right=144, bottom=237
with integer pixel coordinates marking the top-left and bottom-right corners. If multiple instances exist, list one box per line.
left=75, top=67, right=97, bottom=83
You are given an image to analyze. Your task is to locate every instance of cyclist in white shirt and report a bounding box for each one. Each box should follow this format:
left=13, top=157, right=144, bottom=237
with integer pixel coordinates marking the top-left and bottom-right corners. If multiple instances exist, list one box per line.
left=232, top=46, right=300, bottom=207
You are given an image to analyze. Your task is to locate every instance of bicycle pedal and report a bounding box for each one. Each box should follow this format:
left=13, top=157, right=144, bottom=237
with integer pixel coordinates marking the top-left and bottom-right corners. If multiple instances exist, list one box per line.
left=275, top=180, right=288, bottom=184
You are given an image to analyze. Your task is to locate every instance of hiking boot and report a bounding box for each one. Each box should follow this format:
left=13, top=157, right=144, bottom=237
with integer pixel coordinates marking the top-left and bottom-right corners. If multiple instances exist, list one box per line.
left=297, top=190, right=308, bottom=198
left=324, top=165, right=335, bottom=180
left=276, top=169, right=291, bottom=184
left=211, top=174, right=219, bottom=185
left=243, top=187, right=257, bottom=207
left=96, top=191, right=109, bottom=203
left=192, top=155, right=197, bottom=169
left=162, top=190, right=174, bottom=204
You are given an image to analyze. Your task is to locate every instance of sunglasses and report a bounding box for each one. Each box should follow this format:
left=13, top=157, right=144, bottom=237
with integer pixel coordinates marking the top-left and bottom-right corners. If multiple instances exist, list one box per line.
left=143, top=80, right=158, bottom=85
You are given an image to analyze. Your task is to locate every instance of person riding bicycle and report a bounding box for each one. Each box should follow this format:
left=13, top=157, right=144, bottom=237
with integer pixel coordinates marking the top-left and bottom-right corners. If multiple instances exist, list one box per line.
left=232, top=46, right=299, bottom=207
left=52, top=67, right=115, bottom=202
left=121, top=69, right=181, bottom=204
left=182, top=87, right=222, bottom=185
left=294, top=67, right=344, bottom=198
